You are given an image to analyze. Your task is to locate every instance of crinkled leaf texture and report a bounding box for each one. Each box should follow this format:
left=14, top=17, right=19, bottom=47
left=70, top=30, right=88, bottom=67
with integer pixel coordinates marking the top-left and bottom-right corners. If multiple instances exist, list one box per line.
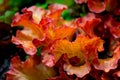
left=50, top=35, right=104, bottom=78
left=9, top=2, right=120, bottom=80
left=11, top=9, right=44, bottom=55
left=6, top=56, right=56, bottom=80
left=76, top=13, right=101, bottom=37
left=52, top=35, right=104, bottom=63
left=93, top=42, right=120, bottom=72
left=11, top=4, right=71, bottom=56
left=12, top=30, right=37, bottom=56
left=48, top=54, right=74, bottom=80
left=105, top=16, right=120, bottom=38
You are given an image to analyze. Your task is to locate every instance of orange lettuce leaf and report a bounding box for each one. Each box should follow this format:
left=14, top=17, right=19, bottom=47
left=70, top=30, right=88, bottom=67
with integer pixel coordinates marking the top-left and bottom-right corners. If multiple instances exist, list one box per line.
left=54, top=26, right=76, bottom=40
left=48, top=4, right=67, bottom=12
left=45, top=26, right=76, bottom=41
left=39, top=4, right=68, bottom=27
left=48, top=54, right=74, bottom=80
left=12, top=30, right=37, bottom=55
left=34, top=17, right=76, bottom=47
left=6, top=56, right=56, bottom=80
left=10, top=6, right=48, bottom=55
left=33, top=26, right=76, bottom=48
left=42, top=35, right=104, bottom=67
left=76, top=13, right=101, bottom=37
left=33, top=20, right=76, bottom=67
left=24, top=6, right=47, bottom=24
left=47, top=4, right=67, bottom=21
left=32, top=4, right=73, bottom=47
left=52, top=35, right=104, bottom=63
left=11, top=4, right=68, bottom=55
left=93, top=43, right=120, bottom=72
left=38, top=4, right=68, bottom=30
left=39, top=26, right=76, bottom=67
left=50, top=35, right=103, bottom=77
left=63, top=62, right=91, bottom=78
left=88, top=0, right=106, bottom=13
left=12, top=12, right=44, bottom=40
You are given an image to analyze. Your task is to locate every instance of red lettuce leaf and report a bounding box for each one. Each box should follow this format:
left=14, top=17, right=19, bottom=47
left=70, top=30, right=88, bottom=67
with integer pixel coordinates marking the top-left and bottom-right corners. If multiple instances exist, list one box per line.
left=76, top=13, right=101, bottom=37
left=88, top=0, right=106, bottom=13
